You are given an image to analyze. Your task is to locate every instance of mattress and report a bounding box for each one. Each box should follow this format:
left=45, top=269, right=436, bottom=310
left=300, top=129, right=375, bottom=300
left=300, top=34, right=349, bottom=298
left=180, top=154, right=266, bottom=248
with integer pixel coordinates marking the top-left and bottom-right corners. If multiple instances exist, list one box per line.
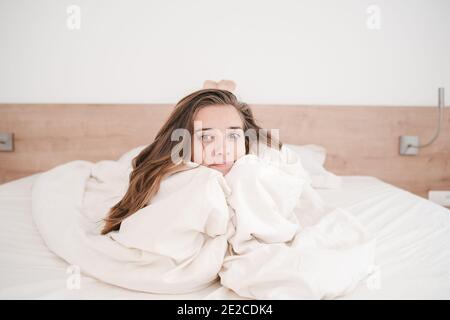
left=0, top=173, right=449, bottom=299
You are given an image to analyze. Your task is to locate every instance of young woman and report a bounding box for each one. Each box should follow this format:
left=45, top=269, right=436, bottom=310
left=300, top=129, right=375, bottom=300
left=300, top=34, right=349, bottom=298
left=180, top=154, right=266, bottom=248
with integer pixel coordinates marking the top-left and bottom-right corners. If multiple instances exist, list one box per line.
left=101, top=89, right=281, bottom=235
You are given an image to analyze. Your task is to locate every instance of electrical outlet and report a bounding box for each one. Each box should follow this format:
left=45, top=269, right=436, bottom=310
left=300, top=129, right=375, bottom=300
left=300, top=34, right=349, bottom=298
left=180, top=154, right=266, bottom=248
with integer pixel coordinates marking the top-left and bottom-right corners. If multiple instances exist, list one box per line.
left=399, top=135, right=419, bottom=155
left=428, top=191, right=450, bottom=207
left=0, top=132, right=14, bottom=151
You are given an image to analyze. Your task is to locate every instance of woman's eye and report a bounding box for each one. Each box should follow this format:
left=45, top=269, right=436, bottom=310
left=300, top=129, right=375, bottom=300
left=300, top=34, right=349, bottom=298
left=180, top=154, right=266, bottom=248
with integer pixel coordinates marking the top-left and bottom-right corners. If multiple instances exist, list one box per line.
left=201, top=135, right=214, bottom=143
left=228, top=132, right=241, bottom=140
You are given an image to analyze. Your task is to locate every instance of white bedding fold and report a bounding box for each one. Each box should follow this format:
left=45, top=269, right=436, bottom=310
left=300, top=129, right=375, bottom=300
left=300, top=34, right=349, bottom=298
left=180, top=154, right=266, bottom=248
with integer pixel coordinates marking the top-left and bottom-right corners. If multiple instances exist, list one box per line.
left=31, top=144, right=376, bottom=299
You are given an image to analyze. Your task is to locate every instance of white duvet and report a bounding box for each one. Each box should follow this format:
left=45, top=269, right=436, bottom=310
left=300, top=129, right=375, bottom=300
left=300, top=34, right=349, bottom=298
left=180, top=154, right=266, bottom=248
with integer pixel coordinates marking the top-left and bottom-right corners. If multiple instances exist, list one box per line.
left=31, top=143, right=376, bottom=299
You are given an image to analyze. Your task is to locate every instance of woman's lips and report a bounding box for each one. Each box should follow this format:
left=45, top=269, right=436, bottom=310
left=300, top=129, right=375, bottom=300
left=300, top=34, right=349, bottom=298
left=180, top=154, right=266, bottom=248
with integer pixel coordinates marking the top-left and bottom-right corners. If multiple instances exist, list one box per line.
left=208, top=163, right=232, bottom=169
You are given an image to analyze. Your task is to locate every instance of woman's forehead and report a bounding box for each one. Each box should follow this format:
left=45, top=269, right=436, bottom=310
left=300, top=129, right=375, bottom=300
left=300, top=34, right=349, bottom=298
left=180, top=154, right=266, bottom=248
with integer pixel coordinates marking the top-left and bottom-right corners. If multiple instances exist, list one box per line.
left=194, top=104, right=243, bottom=130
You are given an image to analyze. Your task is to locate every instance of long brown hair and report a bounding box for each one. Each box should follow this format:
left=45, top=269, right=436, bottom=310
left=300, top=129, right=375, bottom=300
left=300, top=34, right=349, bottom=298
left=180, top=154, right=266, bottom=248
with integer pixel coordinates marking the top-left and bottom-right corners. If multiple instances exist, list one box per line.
left=101, top=89, right=282, bottom=235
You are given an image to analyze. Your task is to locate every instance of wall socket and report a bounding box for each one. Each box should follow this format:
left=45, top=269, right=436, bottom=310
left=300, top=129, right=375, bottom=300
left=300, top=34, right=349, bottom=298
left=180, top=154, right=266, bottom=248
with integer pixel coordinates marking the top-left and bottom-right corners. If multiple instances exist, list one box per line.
left=0, top=132, right=14, bottom=151
left=428, top=191, right=450, bottom=207
left=399, top=135, right=419, bottom=155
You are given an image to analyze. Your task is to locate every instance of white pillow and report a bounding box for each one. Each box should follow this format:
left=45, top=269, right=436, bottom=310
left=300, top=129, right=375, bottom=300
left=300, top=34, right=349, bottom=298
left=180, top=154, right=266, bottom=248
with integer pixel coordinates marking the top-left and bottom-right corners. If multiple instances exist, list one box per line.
left=117, top=145, right=147, bottom=167
left=283, top=144, right=342, bottom=189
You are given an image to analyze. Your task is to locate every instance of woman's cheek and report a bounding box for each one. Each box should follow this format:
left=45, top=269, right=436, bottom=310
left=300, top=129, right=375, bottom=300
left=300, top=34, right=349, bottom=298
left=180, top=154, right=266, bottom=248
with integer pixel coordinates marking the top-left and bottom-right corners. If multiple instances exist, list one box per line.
left=191, top=139, right=204, bottom=164
left=192, top=140, right=216, bottom=165
left=234, top=138, right=246, bottom=161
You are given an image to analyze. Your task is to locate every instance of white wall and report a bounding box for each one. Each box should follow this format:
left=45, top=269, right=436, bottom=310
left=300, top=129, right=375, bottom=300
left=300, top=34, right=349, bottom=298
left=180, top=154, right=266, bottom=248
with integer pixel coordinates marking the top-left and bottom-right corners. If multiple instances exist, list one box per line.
left=0, top=0, right=449, bottom=105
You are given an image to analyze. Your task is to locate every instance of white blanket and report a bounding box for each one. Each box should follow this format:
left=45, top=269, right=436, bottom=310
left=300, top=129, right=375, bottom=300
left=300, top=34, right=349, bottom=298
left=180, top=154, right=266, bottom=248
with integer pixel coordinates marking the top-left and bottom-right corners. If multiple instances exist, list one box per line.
left=31, top=144, right=376, bottom=299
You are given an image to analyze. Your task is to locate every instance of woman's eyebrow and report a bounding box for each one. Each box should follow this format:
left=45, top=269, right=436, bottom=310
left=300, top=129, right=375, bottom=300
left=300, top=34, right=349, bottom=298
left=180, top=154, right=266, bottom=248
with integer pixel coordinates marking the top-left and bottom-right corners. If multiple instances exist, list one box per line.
left=195, top=126, right=243, bottom=132
left=195, top=128, right=213, bottom=132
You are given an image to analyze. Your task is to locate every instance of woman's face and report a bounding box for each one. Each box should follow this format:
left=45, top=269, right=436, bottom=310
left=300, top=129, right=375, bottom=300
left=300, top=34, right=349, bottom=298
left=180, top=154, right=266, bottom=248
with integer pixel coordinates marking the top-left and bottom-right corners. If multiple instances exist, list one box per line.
left=191, top=104, right=246, bottom=175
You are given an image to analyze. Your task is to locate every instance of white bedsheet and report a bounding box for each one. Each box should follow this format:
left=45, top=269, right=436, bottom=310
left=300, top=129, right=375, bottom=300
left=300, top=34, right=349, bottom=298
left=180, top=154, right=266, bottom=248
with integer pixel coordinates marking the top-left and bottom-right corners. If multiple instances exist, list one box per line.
left=1, top=174, right=450, bottom=299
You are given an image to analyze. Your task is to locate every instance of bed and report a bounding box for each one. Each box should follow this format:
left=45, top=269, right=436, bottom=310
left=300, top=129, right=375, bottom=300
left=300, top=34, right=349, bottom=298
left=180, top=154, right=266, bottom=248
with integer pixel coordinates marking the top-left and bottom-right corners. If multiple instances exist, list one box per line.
left=1, top=171, right=449, bottom=300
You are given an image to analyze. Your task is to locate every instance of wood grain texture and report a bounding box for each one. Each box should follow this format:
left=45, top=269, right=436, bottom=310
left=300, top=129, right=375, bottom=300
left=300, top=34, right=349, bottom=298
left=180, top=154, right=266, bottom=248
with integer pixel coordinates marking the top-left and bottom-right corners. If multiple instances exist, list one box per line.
left=1, top=103, right=449, bottom=199
left=251, top=105, right=450, bottom=199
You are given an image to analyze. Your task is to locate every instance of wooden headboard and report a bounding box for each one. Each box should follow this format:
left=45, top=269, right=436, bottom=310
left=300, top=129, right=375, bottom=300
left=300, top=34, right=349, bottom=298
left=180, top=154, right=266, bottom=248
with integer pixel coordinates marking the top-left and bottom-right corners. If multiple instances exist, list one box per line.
left=1, top=104, right=449, bottom=199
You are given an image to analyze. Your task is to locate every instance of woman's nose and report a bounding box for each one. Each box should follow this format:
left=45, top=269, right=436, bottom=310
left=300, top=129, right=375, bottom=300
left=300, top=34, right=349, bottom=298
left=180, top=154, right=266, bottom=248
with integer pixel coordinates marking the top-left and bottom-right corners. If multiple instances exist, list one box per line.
left=213, top=136, right=224, bottom=155
left=213, top=135, right=230, bottom=158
